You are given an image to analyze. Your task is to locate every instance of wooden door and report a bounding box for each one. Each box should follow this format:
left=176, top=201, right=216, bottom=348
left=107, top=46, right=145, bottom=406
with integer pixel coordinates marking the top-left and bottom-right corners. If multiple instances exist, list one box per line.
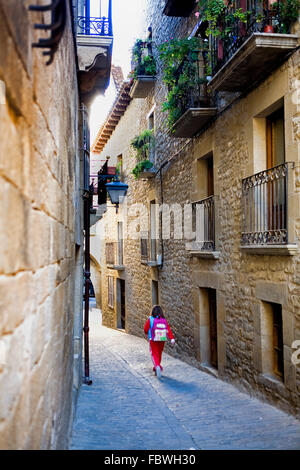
left=208, top=289, right=218, bottom=369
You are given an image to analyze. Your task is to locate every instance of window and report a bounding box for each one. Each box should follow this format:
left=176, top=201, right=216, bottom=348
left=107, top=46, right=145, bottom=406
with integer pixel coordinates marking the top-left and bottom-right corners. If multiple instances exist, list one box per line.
left=193, top=153, right=215, bottom=249
left=108, top=276, right=114, bottom=309
left=196, top=152, right=214, bottom=200
left=148, top=110, right=155, bottom=163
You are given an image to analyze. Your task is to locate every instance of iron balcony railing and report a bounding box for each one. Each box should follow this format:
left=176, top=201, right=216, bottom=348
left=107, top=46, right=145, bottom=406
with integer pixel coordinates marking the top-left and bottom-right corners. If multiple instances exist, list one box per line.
left=192, top=196, right=216, bottom=251
left=172, top=54, right=212, bottom=119
left=241, top=162, right=294, bottom=245
left=106, top=241, right=124, bottom=266
left=77, top=0, right=112, bottom=36
left=211, top=0, right=290, bottom=74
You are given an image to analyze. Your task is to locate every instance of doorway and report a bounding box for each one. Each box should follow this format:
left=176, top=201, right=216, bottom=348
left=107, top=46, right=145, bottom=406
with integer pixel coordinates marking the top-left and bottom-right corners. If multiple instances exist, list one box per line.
left=117, top=279, right=126, bottom=330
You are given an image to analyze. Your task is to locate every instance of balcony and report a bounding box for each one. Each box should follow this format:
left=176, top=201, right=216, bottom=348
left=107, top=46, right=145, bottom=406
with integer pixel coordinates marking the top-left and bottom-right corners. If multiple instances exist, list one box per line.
left=167, top=56, right=217, bottom=138
left=76, top=0, right=113, bottom=107
left=105, top=242, right=125, bottom=270
left=163, top=0, right=196, bottom=17
left=186, top=196, right=220, bottom=259
left=208, top=1, right=298, bottom=92
left=140, top=232, right=162, bottom=267
left=241, top=162, right=298, bottom=255
left=130, top=36, right=156, bottom=99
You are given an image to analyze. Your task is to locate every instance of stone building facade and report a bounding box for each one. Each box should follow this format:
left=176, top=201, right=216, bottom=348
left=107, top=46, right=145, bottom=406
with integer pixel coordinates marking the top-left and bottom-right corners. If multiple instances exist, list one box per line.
left=0, top=0, right=112, bottom=449
left=92, top=0, right=300, bottom=418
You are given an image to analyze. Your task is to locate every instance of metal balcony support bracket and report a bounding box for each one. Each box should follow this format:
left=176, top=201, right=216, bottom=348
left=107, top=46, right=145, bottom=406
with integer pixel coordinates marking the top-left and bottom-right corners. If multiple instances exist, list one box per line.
left=29, top=0, right=67, bottom=66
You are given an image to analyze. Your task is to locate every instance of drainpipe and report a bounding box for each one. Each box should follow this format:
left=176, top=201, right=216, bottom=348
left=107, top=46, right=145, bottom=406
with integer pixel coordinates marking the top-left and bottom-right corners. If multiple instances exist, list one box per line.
left=158, top=168, right=164, bottom=269
left=83, top=190, right=92, bottom=385
left=80, top=103, right=93, bottom=386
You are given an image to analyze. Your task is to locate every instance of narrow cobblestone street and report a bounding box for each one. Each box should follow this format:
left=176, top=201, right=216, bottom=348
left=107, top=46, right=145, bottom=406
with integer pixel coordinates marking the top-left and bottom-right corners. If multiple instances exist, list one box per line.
left=70, top=305, right=300, bottom=451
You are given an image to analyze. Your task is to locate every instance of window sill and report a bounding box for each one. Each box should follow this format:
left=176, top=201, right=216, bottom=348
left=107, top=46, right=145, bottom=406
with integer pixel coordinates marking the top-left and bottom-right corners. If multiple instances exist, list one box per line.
left=240, top=244, right=298, bottom=256
left=186, top=242, right=220, bottom=259
left=107, top=264, right=125, bottom=271
left=146, top=261, right=162, bottom=267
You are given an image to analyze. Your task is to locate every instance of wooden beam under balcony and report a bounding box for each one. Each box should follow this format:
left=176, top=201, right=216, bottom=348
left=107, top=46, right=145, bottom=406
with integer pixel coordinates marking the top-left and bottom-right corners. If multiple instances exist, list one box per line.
left=163, top=0, right=196, bottom=17
left=209, top=33, right=298, bottom=92
left=170, top=108, right=218, bottom=138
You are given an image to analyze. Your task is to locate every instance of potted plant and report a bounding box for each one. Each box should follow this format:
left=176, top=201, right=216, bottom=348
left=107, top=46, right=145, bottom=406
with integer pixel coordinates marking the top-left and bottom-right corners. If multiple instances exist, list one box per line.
left=130, top=129, right=156, bottom=178
left=132, top=160, right=155, bottom=179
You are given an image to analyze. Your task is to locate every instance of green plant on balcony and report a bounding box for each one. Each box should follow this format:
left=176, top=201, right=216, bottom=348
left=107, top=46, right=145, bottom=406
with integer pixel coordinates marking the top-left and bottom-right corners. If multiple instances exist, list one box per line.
left=195, top=0, right=300, bottom=37
left=132, top=160, right=154, bottom=179
left=158, top=37, right=209, bottom=129
left=131, top=39, right=157, bottom=79
left=130, top=129, right=155, bottom=178
left=196, top=0, right=251, bottom=38
left=278, top=0, right=300, bottom=33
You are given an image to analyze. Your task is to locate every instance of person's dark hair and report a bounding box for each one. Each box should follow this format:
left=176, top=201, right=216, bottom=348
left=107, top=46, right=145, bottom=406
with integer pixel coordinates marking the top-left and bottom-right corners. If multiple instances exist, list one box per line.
left=151, top=305, right=165, bottom=318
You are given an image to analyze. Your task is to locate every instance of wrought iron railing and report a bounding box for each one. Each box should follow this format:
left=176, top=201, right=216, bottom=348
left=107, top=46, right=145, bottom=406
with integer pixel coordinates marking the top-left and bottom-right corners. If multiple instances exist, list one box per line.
left=77, top=0, right=112, bottom=36
left=77, top=15, right=112, bottom=36
left=211, top=0, right=291, bottom=75
left=241, top=162, right=294, bottom=245
left=172, top=54, right=211, bottom=119
left=192, top=196, right=216, bottom=251
left=106, top=242, right=124, bottom=266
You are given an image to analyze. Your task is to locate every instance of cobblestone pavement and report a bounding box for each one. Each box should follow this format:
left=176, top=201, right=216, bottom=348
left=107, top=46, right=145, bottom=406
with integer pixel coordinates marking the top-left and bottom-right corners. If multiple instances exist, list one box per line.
left=70, top=307, right=300, bottom=450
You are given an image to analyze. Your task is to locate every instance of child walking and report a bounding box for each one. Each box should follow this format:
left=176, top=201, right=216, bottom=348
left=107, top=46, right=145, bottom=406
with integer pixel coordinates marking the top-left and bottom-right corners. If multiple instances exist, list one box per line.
left=144, top=305, right=175, bottom=378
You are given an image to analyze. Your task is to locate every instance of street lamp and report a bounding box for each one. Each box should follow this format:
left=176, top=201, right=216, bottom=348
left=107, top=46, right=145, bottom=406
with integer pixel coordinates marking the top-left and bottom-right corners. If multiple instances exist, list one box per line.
left=106, top=178, right=128, bottom=212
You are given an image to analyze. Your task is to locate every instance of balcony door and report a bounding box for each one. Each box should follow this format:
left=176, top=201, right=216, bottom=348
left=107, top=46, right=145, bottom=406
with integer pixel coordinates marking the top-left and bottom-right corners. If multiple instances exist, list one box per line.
left=266, top=107, right=285, bottom=232
left=266, top=107, right=285, bottom=169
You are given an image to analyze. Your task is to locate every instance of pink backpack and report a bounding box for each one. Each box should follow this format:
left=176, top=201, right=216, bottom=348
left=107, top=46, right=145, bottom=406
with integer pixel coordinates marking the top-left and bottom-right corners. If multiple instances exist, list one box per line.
left=149, top=316, right=168, bottom=341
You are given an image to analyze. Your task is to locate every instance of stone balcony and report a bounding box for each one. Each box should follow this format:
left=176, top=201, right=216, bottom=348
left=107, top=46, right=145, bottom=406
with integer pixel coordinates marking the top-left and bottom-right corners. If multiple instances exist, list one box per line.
left=130, top=76, right=156, bottom=99
left=209, top=33, right=298, bottom=92
left=170, top=107, right=218, bottom=138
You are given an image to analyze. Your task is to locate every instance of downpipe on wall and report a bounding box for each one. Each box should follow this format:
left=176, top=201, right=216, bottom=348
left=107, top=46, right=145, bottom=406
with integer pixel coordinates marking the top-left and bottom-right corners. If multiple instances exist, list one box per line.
left=83, top=189, right=93, bottom=386
left=80, top=103, right=93, bottom=386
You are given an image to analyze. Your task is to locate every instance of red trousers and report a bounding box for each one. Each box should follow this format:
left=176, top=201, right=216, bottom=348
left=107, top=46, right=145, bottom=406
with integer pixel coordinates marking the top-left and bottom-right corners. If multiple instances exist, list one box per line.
left=149, top=340, right=165, bottom=370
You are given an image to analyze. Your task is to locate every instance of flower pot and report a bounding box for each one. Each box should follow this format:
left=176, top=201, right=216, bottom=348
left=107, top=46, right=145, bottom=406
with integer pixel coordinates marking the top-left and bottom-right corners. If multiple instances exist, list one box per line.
left=264, top=25, right=274, bottom=33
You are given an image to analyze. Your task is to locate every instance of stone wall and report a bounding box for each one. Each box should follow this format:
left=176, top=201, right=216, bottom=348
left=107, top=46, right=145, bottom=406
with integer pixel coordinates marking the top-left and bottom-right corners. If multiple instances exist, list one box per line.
left=94, top=0, right=300, bottom=417
left=0, top=1, right=79, bottom=448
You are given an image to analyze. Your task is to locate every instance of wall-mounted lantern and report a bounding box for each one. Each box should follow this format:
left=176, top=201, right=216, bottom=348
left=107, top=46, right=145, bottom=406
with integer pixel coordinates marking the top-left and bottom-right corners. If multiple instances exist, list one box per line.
left=106, top=178, right=128, bottom=213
